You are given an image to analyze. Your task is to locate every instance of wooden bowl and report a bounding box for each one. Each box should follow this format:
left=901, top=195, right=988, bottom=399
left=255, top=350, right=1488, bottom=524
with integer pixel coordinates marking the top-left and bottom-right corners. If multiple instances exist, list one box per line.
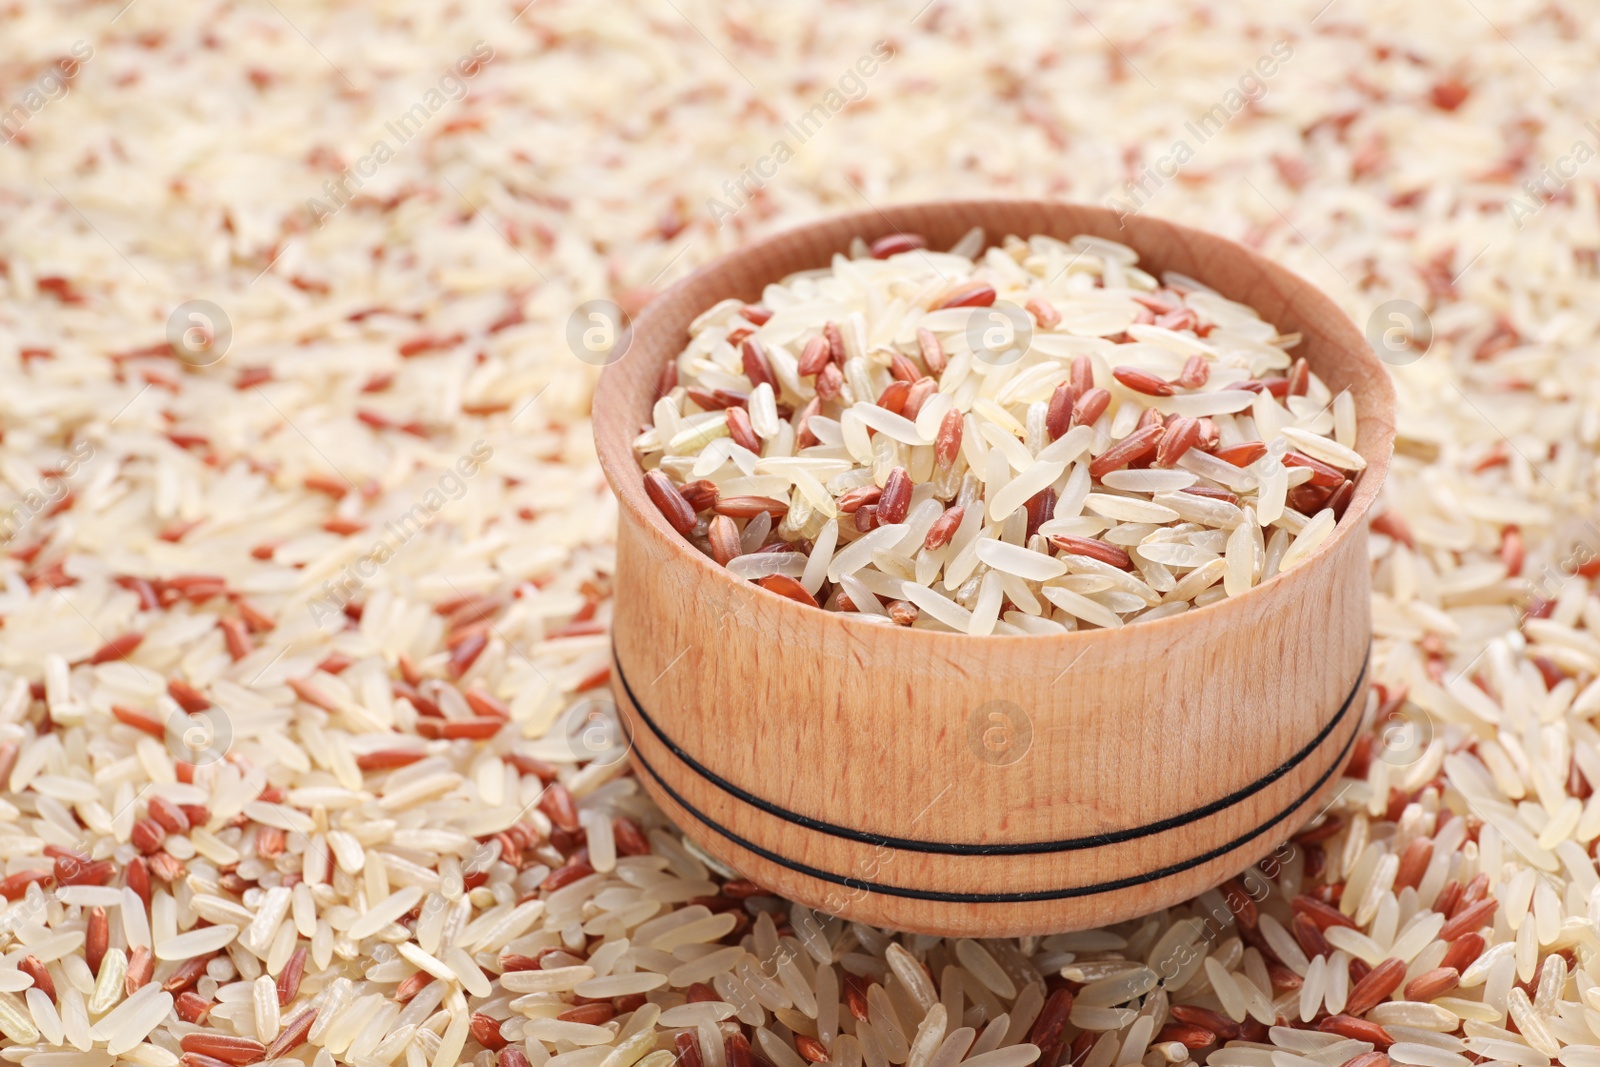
left=593, top=200, right=1395, bottom=936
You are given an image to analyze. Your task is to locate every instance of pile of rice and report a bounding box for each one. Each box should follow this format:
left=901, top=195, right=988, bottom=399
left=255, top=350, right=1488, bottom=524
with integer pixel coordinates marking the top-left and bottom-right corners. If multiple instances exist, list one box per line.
left=1, top=5, right=1597, bottom=1067
left=634, top=230, right=1365, bottom=632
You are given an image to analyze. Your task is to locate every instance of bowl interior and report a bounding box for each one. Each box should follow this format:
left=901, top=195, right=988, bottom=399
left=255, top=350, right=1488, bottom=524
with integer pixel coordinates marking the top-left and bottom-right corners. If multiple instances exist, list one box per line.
left=594, top=199, right=1396, bottom=623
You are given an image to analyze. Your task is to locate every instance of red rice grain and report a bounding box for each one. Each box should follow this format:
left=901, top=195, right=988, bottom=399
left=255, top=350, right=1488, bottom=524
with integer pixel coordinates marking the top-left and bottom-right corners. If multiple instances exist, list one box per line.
left=1403, top=967, right=1460, bottom=1001
left=125, top=944, right=154, bottom=995
left=1287, top=358, right=1310, bottom=396
left=903, top=376, right=938, bottom=419
left=1168, top=1005, right=1241, bottom=1041
left=1112, top=366, right=1175, bottom=396
left=924, top=506, right=964, bottom=550
left=1176, top=354, right=1209, bottom=388
left=1439, top=897, right=1497, bottom=940
left=675, top=1032, right=704, bottom=1067
left=1439, top=932, right=1485, bottom=971
left=1049, top=535, right=1132, bottom=570
left=178, top=1034, right=268, bottom=1066
left=163, top=954, right=211, bottom=994
left=131, top=818, right=167, bottom=854
left=1030, top=988, right=1075, bottom=1057
left=1156, top=416, right=1201, bottom=467
left=887, top=600, right=919, bottom=626
left=819, top=364, right=844, bottom=403
left=1070, top=355, right=1094, bottom=395
left=679, top=480, right=720, bottom=512
left=1025, top=296, right=1061, bottom=329
left=935, top=409, right=962, bottom=467
left=1215, top=441, right=1269, bottom=467
left=1292, top=913, right=1331, bottom=960
left=889, top=353, right=921, bottom=384
left=19, top=955, right=55, bottom=1002
left=277, top=946, right=306, bottom=1005
left=725, top=1033, right=755, bottom=1067
left=1088, top=423, right=1163, bottom=477
left=1046, top=382, right=1077, bottom=440
left=176, top=992, right=212, bottom=1025
left=1344, top=958, right=1406, bottom=1016
left=837, top=486, right=882, bottom=513
left=538, top=784, right=581, bottom=832
left=796, top=1037, right=830, bottom=1063
left=798, top=336, right=831, bottom=376
left=878, top=468, right=912, bottom=524
left=264, top=1009, right=316, bottom=1059
left=713, top=496, right=790, bottom=519
left=916, top=327, right=946, bottom=375
left=1072, top=387, right=1111, bottom=428
left=1284, top=451, right=1347, bottom=487
left=1292, top=893, right=1359, bottom=930
left=1155, top=1024, right=1216, bottom=1050
left=1394, top=837, right=1433, bottom=890
left=87, top=632, right=143, bottom=664
left=870, top=233, right=927, bottom=258
left=470, top=1014, right=508, bottom=1051
left=740, top=338, right=777, bottom=391
left=1320, top=1016, right=1394, bottom=1049
left=824, top=321, right=846, bottom=364
left=708, top=516, right=743, bottom=566
left=876, top=379, right=912, bottom=414
left=757, top=573, right=819, bottom=607
left=932, top=282, right=996, bottom=309
left=644, top=470, right=698, bottom=535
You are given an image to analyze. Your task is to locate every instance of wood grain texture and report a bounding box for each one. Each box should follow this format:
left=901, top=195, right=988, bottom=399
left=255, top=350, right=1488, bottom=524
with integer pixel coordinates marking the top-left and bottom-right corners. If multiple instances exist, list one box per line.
left=593, top=200, right=1396, bottom=936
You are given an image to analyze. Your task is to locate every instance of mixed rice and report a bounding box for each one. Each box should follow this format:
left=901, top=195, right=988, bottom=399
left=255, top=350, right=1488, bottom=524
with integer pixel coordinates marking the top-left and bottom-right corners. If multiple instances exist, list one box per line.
left=1, top=6, right=1599, bottom=1067
left=634, top=230, right=1367, bottom=632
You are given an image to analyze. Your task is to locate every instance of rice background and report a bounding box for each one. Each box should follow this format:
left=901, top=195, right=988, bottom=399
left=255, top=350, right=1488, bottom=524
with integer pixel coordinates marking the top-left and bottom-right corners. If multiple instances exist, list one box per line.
left=1, top=1, right=1599, bottom=1066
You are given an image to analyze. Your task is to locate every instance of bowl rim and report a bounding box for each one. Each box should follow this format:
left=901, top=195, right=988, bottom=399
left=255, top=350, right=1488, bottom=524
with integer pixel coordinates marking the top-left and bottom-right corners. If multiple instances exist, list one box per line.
left=593, top=198, right=1397, bottom=647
